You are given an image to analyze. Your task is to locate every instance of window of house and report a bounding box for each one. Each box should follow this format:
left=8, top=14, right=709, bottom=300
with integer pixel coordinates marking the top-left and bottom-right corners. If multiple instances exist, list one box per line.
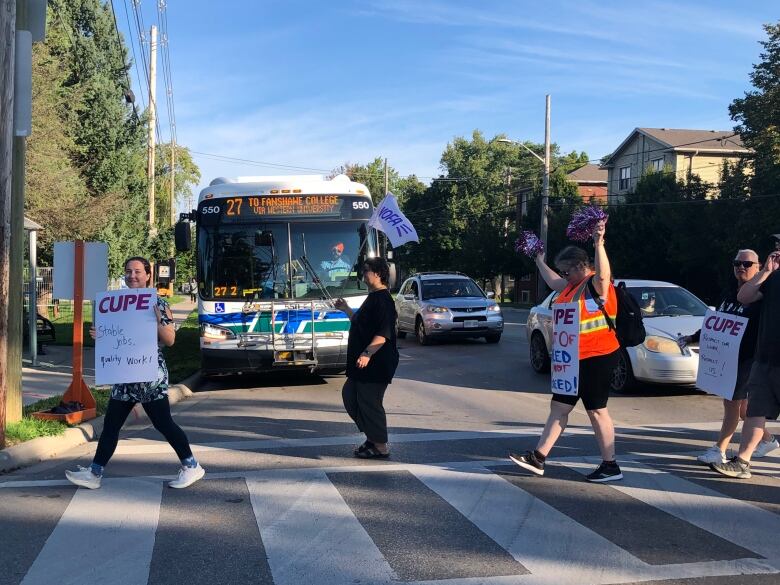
left=650, top=158, right=664, bottom=172
left=520, top=290, right=530, bottom=303
left=619, top=166, right=631, bottom=190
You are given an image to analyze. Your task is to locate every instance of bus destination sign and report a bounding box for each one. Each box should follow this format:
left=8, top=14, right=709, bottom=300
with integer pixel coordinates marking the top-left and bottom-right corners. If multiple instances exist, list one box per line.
left=198, top=194, right=372, bottom=223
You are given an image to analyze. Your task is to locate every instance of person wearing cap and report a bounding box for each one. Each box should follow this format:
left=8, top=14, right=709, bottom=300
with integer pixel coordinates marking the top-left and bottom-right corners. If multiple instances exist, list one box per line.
left=320, top=242, right=352, bottom=280
left=679, top=249, right=778, bottom=465
left=710, top=247, right=780, bottom=479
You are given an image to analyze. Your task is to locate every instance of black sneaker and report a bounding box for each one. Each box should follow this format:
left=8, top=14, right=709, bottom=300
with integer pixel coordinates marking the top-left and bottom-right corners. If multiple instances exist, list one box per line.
left=586, top=461, right=623, bottom=482
left=711, top=456, right=751, bottom=479
left=509, top=451, right=545, bottom=476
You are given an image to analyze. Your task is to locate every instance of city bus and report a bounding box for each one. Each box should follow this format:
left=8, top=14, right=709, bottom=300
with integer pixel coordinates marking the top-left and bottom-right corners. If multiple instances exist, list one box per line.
left=175, top=174, right=384, bottom=375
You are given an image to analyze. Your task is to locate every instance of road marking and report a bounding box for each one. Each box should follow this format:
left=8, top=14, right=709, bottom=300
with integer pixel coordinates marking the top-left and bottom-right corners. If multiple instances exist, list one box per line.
left=559, top=458, right=780, bottom=560
left=411, top=463, right=645, bottom=582
left=20, top=478, right=162, bottom=585
left=246, top=469, right=398, bottom=585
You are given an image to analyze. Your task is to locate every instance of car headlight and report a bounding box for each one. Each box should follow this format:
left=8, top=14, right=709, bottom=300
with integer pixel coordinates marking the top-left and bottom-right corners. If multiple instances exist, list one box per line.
left=487, top=304, right=501, bottom=313
left=643, top=335, right=681, bottom=354
left=424, top=305, right=449, bottom=313
left=200, top=323, right=236, bottom=340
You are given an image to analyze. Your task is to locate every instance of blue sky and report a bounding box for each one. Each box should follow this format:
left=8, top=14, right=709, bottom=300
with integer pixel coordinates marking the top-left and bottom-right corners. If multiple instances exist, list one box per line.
left=116, top=0, right=778, bottom=202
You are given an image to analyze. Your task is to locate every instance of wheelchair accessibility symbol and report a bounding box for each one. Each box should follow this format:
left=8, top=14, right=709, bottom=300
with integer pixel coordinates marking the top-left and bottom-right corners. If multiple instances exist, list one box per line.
left=215, top=302, right=225, bottom=313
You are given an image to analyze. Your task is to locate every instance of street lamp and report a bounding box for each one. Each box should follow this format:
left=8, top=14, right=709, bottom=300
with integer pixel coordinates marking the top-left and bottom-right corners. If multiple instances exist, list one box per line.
left=498, top=94, right=552, bottom=302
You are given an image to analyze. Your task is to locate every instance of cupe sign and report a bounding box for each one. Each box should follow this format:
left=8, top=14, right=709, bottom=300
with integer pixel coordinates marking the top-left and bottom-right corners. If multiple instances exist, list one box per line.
left=551, top=302, right=580, bottom=396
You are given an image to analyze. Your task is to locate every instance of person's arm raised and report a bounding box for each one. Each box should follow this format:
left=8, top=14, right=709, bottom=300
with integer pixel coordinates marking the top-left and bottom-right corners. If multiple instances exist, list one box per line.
left=535, top=253, right=568, bottom=293
left=591, top=220, right=611, bottom=298
left=737, top=251, right=779, bottom=304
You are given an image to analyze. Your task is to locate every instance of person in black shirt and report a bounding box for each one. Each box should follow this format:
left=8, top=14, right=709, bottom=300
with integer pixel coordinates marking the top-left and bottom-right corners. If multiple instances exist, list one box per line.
left=680, top=249, right=777, bottom=465
left=711, top=248, right=780, bottom=479
left=334, top=257, right=399, bottom=459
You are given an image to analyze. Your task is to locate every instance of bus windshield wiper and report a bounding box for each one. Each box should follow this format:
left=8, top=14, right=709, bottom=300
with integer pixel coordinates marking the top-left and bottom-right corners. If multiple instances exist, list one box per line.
left=298, top=234, right=333, bottom=301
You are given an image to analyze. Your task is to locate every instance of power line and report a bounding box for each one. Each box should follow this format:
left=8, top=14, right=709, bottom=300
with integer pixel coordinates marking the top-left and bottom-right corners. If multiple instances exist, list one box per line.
left=108, top=0, right=139, bottom=119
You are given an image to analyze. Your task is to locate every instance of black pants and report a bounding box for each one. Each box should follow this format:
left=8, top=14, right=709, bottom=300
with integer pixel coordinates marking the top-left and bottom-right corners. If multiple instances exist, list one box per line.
left=93, top=397, right=193, bottom=467
left=342, top=378, right=389, bottom=443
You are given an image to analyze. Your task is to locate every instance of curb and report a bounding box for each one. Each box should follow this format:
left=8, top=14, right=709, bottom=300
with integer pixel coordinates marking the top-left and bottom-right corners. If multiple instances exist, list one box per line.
left=0, top=372, right=202, bottom=475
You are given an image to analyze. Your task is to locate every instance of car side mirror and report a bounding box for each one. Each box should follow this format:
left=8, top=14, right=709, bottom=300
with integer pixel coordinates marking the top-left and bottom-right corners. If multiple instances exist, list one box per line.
left=174, top=221, right=191, bottom=252
left=486, top=291, right=495, bottom=299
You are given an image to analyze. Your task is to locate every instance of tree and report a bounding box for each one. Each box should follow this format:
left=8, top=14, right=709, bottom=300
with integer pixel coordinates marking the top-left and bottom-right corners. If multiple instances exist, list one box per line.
left=729, top=22, right=780, bottom=197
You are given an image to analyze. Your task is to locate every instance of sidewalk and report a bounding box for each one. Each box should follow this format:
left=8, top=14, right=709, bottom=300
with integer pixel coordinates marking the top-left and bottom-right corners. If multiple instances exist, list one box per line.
left=21, top=299, right=197, bottom=407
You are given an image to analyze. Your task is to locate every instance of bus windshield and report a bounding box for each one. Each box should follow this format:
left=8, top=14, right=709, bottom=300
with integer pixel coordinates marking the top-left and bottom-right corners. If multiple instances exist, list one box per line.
left=198, top=220, right=372, bottom=301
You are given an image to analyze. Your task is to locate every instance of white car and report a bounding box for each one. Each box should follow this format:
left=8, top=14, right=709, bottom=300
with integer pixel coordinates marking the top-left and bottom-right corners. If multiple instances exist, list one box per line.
left=526, top=279, right=707, bottom=392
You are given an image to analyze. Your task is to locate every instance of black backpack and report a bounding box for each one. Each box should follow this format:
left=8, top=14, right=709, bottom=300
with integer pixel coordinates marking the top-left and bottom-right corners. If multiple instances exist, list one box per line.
left=586, top=278, right=646, bottom=347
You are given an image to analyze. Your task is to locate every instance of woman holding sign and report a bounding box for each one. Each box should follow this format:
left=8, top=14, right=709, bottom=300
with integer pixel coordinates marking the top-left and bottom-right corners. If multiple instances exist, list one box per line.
left=65, top=257, right=205, bottom=490
left=510, top=220, right=624, bottom=482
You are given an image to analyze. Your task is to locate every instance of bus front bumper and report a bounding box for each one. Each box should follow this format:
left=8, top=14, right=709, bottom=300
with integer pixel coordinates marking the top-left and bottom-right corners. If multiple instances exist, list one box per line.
left=200, top=346, right=345, bottom=375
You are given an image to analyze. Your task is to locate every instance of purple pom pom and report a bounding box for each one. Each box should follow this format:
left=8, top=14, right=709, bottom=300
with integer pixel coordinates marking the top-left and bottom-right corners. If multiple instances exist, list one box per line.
left=515, top=230, right=544, bottom=258
left=567, top=206, right=609, bottom=242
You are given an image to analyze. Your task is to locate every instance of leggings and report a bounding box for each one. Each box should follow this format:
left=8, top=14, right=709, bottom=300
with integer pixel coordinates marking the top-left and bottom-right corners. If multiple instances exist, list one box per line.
left=93, top=397, right=193, bottom=467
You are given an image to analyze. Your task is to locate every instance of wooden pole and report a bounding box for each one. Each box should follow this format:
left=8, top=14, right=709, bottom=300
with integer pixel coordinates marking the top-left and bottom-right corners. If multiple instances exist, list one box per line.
left=0, top=0, right=16, bottom=448
left=169, top=141, right=176, bottom=226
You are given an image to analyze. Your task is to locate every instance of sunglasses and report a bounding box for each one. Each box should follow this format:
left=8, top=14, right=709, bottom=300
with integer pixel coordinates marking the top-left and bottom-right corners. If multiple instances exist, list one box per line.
left=732, top=260, right=756, bottom=268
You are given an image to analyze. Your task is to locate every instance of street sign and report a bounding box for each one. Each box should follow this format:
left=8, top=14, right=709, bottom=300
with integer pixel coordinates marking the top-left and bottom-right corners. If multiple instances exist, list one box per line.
left=53, top=241, right=108, bottom=300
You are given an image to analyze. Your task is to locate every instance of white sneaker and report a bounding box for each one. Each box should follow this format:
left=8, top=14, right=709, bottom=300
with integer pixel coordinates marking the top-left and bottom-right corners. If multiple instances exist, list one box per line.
left=753, top=437, right=779, bottom=458
left=168, top=463, right=205, bottom=489
left=65, top=466, right=102, bottom=489
left=697, top=445, right=726, bottom=465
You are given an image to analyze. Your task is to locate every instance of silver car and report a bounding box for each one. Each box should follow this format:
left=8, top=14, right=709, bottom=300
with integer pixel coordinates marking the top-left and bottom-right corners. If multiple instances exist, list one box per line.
left=526, top=279, right=707, bottom=392
left=395, top=272, right=504, bottom=344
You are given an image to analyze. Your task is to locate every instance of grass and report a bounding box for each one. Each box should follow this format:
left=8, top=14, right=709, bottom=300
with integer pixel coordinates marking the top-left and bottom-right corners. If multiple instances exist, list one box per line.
left=5, top=388, right=111, bottom=448
left=164, top=310, right=201, bottom=384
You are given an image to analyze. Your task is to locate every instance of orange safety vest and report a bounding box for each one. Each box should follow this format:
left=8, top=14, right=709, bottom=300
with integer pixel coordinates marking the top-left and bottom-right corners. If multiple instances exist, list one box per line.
left=555, top=275, right=619, bottom=360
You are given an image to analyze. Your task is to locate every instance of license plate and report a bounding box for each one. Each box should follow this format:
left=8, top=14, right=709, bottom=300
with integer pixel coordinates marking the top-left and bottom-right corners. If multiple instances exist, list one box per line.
left=464, top=320, right=479, bottom=328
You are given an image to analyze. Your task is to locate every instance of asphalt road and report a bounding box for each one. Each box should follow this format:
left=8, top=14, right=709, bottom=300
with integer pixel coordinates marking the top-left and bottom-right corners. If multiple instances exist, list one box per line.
left=2, top=308, right=779, bottom=585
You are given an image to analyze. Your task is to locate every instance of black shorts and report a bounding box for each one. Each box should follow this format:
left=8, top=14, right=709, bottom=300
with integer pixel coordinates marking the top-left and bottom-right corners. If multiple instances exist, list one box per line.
left=745, top=362, right=780, bottom=420
left=552, top=349, right=619, bottom=411
left=731, top=360, right=754, bottom=401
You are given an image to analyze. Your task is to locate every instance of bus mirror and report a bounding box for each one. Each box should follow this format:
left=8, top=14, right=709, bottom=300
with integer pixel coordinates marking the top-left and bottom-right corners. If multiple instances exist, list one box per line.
left=174, top=221, right=191, bottom=252
left=255, top=230, right=274, bottom=246
left=387, top=261, right=398, bottom=290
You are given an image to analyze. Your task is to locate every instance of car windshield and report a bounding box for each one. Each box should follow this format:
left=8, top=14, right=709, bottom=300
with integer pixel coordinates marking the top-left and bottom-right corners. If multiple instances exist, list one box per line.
left=421, top=278, right=484, bottom=300
left=625, top=285, right=707, bottom=317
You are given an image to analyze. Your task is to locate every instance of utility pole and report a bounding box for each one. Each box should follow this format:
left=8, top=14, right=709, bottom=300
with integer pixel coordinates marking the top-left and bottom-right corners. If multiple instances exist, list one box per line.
left=0, top=0, right=16, bottom=448
left=169, top=140, right=176, bottom=226
left=147, top=25, right=157, bottom=231
left=537, top=94, right=551, bottom=302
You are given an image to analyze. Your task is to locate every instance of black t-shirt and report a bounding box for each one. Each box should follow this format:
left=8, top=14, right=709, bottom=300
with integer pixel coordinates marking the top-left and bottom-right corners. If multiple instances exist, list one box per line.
left=716, top=288, right=762, bottom=363
left=346, top=289, right=399, bottom=384
left=756, top=271, right=780, bottom=365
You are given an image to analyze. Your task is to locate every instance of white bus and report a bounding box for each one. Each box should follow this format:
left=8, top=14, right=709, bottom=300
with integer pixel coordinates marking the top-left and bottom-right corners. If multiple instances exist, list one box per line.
left=175, top=174, right=386, bottom=375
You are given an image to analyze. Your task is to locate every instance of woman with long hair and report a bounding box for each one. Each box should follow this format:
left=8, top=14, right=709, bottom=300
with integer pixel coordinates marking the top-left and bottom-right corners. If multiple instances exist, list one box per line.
left=65, top=256, right=205, bottom=489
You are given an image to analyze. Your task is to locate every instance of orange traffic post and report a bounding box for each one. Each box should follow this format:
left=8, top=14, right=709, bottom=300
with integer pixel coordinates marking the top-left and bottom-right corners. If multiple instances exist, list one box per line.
left=33, top=240, right=96, bottom=424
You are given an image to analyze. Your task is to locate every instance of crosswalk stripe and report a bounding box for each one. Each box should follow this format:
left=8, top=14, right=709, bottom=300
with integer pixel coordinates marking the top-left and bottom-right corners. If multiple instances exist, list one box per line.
left=20, top=478, right=162, bottom=585
left=409, top=463, right=647, bottom=584
left=558, top=458, right=780, bottom=561
left=245, top=469, right=398, bottom=585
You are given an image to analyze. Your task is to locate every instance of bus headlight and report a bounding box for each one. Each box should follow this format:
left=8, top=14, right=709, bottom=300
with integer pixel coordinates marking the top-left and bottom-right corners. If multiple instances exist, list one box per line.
left=200, top=323, right=236, bottom=340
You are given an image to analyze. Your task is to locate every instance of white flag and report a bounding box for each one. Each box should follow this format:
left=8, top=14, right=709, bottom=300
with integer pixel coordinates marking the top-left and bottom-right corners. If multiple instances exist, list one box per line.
left=368, top=193, right=419, bottom=247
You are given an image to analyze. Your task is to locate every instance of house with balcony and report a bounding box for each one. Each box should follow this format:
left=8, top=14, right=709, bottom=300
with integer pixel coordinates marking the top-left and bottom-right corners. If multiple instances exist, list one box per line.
left=600, top=128, right=751, bottom=201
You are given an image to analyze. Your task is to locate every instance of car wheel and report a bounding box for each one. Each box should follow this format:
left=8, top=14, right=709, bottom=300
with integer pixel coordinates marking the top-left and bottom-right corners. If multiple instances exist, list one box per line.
left=416, top=318, right=431, bottom=346
left=396, top=319, right=407, bottom=339
left=529, top=331, right=551, bottom=373
left=611, top=349, right=636, bottom=393
left=485, top=333, right=501, bottom=343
